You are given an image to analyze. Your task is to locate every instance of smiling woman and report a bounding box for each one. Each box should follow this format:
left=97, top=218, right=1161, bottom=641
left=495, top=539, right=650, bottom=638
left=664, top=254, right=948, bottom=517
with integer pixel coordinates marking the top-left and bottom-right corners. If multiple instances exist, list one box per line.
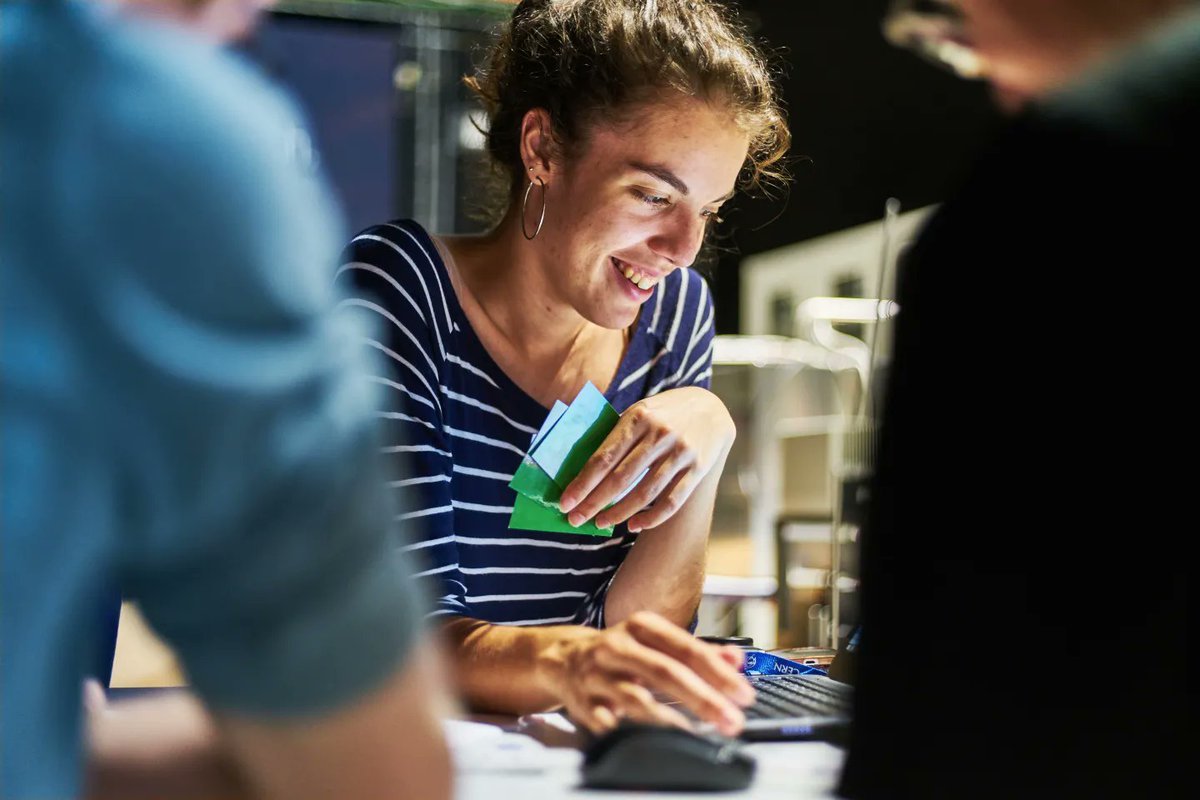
left=335, top=0, right=789, bottom=735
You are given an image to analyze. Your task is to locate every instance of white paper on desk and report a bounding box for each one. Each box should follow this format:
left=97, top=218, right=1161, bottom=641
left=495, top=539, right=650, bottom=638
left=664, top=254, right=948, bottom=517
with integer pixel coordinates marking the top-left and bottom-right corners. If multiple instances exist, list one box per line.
left=743, top=741, right=845, bottom=798
left=442, top=719, right=581, bottom=775
left=443, top=719, right=505, bottom=746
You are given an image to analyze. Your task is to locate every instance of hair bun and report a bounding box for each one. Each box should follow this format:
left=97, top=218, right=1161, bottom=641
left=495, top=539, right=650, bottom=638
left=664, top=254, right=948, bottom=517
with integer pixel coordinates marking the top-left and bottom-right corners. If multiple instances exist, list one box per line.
left=465, top=0, right=791, bottom=217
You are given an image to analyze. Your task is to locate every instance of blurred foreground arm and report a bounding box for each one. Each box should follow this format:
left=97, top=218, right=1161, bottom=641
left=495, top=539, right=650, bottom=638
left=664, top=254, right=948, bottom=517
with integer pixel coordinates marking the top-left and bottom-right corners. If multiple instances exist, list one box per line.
left=79, top=32, right=454, bottom=799
left=85, top=684, right=242, bottom=800
left=84, top=645, right=452, bottom=800
left=217, top=644, right=451, bottom=800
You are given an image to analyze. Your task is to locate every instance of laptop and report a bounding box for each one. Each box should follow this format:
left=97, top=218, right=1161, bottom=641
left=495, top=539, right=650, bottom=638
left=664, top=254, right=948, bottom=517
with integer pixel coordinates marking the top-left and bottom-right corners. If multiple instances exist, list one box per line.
left=736, top=629, right=858, bottom=742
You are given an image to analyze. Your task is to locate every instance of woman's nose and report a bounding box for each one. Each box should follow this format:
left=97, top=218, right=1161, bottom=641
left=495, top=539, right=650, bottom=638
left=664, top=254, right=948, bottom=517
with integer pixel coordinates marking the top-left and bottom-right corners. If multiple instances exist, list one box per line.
left=648, top=209, right=706, bottom=268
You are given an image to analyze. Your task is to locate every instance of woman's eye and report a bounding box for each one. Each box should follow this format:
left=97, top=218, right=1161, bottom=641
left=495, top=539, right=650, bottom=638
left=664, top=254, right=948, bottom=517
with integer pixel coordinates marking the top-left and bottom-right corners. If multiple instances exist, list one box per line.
left=633, top=189, right=671, bottom=207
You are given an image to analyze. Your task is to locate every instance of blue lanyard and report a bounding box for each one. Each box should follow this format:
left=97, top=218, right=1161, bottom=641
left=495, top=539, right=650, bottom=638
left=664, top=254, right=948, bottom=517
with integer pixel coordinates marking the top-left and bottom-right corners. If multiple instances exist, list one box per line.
left=742, top=650, right=827, bottom=677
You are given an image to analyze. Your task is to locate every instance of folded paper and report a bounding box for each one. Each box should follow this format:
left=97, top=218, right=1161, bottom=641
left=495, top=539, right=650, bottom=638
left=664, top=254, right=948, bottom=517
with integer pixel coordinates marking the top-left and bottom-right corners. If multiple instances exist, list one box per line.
left=507, top=385, right=620, bottom=536
left=529, top=382, right=619, bottom=489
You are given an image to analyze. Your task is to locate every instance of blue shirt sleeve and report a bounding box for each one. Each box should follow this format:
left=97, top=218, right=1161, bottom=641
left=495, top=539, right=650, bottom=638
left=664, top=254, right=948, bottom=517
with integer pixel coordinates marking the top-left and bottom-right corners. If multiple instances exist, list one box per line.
left=640, top=270, right=717, bottom=399
left=669, top=274, right=716, bottom=390
left=80, top=33, right=427, bottom=717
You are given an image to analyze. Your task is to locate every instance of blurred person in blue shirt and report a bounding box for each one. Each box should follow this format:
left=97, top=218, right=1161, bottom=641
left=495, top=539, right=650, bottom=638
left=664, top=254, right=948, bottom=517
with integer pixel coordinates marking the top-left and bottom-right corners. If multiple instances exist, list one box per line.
left=78, top=0, right=280, bottom=701
left=1, top=1, right=452, bottom=798
left=105, top=0, right=270, bottom=42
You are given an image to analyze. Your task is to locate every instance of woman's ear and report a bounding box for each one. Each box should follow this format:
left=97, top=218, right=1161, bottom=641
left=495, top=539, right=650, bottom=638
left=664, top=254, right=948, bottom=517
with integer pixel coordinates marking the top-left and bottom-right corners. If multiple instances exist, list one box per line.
left=518, top=108, right=558, bottom=182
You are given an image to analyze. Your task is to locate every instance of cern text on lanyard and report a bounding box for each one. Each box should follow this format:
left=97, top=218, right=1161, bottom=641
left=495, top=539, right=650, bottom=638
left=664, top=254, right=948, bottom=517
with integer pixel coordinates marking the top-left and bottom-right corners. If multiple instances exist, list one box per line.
left=741, top=650, right=827, bottom=677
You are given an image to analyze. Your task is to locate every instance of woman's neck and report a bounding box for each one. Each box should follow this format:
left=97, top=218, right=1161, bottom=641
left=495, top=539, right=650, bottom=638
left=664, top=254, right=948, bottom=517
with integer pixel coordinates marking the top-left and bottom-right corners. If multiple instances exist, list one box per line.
left=442, top=207, right=594, bottom=361
left=436, top=209, right=627, bottom=406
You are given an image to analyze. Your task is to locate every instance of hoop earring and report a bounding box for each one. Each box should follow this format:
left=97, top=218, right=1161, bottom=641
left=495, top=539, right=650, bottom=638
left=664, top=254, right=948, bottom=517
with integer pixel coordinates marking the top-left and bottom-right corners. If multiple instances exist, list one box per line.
left=521, top=176, right=547, bottom=241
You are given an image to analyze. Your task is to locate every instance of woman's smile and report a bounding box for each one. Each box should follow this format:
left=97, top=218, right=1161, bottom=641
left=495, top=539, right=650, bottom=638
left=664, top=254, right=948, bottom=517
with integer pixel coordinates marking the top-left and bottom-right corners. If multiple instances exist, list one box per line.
left=610, top=256, right=662, bottom=302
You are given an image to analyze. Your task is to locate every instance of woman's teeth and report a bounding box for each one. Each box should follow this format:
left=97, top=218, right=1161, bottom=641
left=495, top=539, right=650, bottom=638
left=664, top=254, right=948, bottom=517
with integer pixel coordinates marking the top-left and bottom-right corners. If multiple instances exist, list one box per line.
left=621, top=264, right=657, bottom=291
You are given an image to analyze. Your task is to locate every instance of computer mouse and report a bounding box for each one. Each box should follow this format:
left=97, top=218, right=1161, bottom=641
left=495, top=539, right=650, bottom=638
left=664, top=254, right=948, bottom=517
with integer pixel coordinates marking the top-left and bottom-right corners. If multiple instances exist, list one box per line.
left=581, top=721, right=756, bottom=792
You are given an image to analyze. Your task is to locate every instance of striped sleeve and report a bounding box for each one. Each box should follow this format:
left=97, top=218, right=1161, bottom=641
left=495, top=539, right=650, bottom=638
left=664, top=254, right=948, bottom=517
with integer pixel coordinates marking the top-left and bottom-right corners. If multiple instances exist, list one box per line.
left=336, top=225, right=470, bottom=618
left=650, top=271, right=716, bottom=395
left=678, top=276, right=715, bottom=389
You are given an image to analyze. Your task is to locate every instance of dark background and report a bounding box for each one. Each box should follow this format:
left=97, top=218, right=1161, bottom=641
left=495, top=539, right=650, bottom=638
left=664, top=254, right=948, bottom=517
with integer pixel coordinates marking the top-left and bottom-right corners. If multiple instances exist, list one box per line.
left=709, top=0, right=1000, bottom=332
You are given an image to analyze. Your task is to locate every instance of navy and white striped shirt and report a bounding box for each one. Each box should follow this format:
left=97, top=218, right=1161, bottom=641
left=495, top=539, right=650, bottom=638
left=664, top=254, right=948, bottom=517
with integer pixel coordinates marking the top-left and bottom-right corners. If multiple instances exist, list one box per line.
left=338, top=219, right=715, bottom=627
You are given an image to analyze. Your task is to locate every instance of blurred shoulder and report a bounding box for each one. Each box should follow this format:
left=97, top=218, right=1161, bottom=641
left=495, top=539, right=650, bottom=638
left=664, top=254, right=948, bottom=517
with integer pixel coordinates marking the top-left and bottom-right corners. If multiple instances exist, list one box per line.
left=63, top=10, right=345, bottom=319
left=1037, top=8, right=1200, bottom=150
left=94, top=16, right=310, bottom=187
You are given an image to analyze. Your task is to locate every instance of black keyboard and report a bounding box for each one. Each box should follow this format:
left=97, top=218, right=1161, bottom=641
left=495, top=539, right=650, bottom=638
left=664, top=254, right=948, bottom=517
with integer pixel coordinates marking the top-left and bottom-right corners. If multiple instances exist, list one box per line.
left=746, top=674, right=853, bottom=720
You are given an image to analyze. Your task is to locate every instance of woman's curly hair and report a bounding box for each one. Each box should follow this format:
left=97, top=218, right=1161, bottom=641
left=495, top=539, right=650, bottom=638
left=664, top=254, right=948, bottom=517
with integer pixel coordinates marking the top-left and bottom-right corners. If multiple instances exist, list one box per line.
left=465, top=0, right=790, bottom=210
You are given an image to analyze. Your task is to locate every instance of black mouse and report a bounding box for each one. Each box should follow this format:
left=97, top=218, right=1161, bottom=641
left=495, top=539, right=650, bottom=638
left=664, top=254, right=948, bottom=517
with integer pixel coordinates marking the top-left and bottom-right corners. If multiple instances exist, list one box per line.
left=581, top=721, right=756, bottom=792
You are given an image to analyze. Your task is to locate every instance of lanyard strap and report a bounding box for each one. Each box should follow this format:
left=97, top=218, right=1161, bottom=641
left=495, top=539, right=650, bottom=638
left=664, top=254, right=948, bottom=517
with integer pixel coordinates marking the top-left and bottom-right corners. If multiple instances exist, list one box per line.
left=742, top=650, right=827, bottom=677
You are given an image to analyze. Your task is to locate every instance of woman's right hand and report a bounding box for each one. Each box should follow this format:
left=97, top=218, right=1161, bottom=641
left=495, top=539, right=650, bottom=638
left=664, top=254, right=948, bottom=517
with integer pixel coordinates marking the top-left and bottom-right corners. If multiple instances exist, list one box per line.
left=535, top=611, right=755, bottom=735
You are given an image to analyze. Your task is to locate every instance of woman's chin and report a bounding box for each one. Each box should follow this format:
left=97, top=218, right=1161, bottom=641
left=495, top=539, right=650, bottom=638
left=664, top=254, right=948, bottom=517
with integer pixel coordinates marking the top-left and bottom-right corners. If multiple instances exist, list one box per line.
left=582, top=301, right=641, bottom=332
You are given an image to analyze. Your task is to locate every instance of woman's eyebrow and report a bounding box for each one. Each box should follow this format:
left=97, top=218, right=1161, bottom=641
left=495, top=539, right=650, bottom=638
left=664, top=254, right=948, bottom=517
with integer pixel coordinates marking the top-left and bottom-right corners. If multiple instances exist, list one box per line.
left=629, top=161, right=689, bottom=195
left=628, top=161, right=736, bottom=203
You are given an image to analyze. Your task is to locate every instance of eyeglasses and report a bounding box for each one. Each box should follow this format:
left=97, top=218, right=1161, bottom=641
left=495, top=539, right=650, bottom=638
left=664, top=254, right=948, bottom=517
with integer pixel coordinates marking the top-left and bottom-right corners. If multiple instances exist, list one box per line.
left=882, top=0, right=986, bottom=79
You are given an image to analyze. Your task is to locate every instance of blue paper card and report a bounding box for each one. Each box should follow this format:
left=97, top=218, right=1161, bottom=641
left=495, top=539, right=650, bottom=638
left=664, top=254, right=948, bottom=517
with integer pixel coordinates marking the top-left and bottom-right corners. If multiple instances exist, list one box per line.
left=529, top=382, right=617, bottom=488
left=530, top=400, right=569, bottom=451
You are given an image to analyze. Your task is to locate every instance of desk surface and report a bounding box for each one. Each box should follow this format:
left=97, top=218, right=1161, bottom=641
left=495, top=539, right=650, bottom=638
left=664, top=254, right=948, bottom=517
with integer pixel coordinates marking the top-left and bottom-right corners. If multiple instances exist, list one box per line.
left=450, top=715, right=845, bottom=800
left=102, top=692, right=844, bottom=798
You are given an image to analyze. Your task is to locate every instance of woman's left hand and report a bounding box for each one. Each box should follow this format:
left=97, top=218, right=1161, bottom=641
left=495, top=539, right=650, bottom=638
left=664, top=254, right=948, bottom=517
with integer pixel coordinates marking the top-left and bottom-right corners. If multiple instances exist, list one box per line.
left=558, top=387, right=735, bottom=532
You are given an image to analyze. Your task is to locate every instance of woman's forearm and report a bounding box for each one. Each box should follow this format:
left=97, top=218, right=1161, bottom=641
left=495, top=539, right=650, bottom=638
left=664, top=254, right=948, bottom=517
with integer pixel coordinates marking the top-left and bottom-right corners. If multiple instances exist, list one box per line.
left=603, top=459, right=726, bottom=628
left=440, top=616, right=597, bottom=715
left=440, top=452, right=728, bottom=715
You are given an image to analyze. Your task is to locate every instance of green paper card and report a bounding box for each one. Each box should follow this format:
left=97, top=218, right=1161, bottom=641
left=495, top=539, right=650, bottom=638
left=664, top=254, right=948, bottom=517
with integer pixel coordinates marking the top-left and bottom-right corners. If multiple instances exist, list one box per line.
left=509, top=400, right=568, bottom=505
left=509, top=454, right=562, bottom=506
left=509, top=492, right=614, bottom=537
left=507, top=385, right=619, bottom=536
